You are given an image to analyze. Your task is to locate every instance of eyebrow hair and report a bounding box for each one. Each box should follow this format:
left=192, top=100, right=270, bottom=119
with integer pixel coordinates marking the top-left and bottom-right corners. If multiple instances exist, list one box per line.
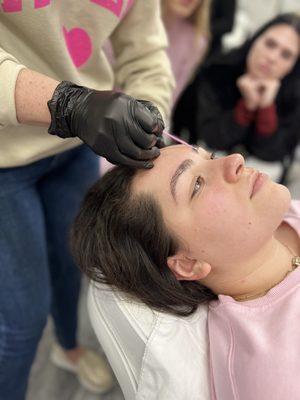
left=265, top=34, right=298, bottom=56
left=170, top=159, right=194, bottom=201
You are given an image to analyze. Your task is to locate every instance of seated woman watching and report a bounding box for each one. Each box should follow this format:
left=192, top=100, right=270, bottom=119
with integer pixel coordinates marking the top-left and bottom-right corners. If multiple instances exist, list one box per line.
left=71, top=144, right=300, bottom=399
left=173, top=13, right=300, bottom=184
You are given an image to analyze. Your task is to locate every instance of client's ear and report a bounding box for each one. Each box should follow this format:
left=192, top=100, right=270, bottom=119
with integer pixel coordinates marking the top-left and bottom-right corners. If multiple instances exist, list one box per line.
left=167, top=253, right=211, bottom=281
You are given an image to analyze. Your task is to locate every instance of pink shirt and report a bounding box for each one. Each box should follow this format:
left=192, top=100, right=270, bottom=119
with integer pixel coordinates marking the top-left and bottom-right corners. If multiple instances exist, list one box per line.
left=165, top=17, right=207, bottom=107
left=208, top=200, right=300, bottom=400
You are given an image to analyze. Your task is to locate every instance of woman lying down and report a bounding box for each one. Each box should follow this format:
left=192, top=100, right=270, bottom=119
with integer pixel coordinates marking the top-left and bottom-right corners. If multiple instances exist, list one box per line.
left=71, top=144, right=300, bottom=399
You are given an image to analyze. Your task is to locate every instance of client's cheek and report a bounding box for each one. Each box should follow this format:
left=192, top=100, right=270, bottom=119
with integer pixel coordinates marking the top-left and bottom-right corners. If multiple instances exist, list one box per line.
left=203, top=191, right=230, bottom=219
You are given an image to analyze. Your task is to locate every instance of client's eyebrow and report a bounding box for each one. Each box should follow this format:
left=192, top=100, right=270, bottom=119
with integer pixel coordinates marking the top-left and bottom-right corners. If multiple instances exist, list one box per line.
left=170, top=159, right=194, bottom=202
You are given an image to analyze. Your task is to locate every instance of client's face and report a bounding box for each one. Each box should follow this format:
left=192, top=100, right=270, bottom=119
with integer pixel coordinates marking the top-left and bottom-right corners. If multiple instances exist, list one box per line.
left=132, top=145, right=291, bottom=267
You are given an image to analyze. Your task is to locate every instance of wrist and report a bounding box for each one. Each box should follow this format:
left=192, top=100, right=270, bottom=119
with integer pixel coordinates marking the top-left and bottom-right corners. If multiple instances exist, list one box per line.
left=47, top=81, right=92, bottom=138
left=259, top=100, right=274, bottom=109
left=244, top=99, right=258, bottom=111
left=15, top=68, right=59, bottom=126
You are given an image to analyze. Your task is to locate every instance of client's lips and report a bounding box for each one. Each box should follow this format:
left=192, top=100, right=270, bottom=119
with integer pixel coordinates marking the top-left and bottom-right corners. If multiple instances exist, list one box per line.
left=250, top=171, right=268, bottom=198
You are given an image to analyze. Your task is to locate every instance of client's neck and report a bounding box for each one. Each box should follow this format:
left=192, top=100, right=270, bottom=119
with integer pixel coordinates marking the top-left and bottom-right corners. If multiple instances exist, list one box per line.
left=203, top=237, right=297, bottom=301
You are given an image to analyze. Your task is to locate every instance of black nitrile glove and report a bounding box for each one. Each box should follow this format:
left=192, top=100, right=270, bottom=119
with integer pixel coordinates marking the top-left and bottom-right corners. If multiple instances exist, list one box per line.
left=47, top=81, right=165, bottom=168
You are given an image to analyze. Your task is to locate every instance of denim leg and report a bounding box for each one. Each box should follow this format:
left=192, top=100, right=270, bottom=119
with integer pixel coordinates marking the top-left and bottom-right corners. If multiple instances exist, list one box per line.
left=38, top=146, right=100, bottom=350
left=0, top=174, right=50, bottom=400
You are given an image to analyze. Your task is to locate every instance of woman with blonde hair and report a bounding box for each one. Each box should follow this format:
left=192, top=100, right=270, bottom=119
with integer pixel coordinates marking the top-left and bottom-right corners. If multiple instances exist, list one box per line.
left=161, top=0, right=211, bottom=106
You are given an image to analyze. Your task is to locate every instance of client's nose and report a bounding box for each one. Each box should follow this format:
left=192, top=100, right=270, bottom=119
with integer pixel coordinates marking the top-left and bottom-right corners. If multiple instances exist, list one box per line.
left=223, top=153, right=245, bottom=183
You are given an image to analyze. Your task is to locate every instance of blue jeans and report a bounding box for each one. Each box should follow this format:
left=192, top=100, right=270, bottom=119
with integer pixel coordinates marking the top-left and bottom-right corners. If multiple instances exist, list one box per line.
left=0, top=145, right=100, bottom=400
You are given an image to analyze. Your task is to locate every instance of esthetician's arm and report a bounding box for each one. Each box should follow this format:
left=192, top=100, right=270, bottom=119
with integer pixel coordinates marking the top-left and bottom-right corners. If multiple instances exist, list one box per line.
left=15, top=68, right=58, bottom=125
left=14, top=68, right=164, bottom=168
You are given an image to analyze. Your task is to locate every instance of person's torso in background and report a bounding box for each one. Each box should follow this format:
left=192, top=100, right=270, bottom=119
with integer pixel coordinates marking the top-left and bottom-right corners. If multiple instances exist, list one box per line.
left=165, top=17, right=207, bottom=107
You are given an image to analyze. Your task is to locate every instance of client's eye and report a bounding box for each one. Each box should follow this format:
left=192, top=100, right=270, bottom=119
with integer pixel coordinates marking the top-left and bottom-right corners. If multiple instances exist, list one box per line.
left=191, top=152, right=214, bottom=199
left=192, top=176, right=204, bottom=198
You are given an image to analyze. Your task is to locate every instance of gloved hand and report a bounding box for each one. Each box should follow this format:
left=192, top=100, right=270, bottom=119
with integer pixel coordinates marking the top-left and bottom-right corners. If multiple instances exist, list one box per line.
left=47, top=81, right=165, bottom=168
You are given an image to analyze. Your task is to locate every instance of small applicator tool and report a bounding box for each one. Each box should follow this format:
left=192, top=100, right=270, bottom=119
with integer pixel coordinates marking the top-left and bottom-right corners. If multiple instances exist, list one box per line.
left=163, top=130, right=198, bottom=151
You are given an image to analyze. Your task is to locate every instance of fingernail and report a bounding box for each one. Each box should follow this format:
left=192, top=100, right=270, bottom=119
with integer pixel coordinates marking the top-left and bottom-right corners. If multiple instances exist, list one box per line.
left=152, top=122, right=163, bottom=135
left=153, top=147, right=160, bottom=156
left=145, top=162, right=154, bottom=169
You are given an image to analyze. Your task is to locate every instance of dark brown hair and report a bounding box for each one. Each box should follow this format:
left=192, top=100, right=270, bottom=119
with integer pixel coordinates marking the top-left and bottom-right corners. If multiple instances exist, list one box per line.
left=71, top=166, right=216, bottom=317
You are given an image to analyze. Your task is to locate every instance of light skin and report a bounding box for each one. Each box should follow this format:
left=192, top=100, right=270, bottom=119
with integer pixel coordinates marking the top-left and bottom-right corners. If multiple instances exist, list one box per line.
left=15, top=68, right=59, bottom=125
left=133, top=145, right=299, bottom=300
left=163, top=0, right=201, bottom=20
left=237, top=24, right=300, bottom=111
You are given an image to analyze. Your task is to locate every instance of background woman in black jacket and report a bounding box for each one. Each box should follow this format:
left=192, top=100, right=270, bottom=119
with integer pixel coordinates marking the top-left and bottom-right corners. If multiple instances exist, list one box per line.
left=174, top=13, right=300, bottom=183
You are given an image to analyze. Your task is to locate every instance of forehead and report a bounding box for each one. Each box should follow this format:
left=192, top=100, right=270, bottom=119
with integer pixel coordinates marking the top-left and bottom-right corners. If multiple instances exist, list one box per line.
left=132, top=145, right=204, bottom=196
left=259, top=24, right=300, bottom=52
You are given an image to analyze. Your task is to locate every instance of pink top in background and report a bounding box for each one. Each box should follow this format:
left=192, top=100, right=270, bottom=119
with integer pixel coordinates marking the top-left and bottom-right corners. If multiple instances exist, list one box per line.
left=208, top=200, right=300, bottom=400
left=165, top=17, right=207, bottom=107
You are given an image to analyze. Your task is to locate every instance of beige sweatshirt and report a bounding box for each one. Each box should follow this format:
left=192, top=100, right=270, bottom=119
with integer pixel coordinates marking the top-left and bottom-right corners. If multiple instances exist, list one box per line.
left=0, top=0, right=174, bottom=167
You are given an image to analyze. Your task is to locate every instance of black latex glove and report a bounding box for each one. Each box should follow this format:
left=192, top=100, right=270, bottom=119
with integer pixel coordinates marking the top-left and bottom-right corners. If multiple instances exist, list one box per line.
left=47, top=81, right=165, bottom=168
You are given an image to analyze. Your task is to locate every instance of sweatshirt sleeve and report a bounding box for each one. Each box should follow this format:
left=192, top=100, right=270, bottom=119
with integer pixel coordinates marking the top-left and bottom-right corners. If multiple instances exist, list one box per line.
left=255, top=104, right=278, bottom=136
left=109, top=0, right=174, bottom=124
left=234, top=98, right=256, bottom=127
left=0, top=47, right=26, bottom=129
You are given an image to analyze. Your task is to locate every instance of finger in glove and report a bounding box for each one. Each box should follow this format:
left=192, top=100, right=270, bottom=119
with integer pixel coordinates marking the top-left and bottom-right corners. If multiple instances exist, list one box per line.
left=134, top=100, right=165, bottom=135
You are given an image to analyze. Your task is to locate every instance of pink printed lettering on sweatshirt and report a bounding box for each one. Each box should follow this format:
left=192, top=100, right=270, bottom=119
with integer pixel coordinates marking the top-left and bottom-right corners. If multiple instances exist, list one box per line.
left=1, top=0, right=22, bottom=12
left=34, top=0, right=51, bottom=9
left=90, top=0, right=123, bottom=17
left=1, top=0, right=132, bottom=69
left=63, top=27, right=92, bottom=68
left=1, top=0, right=51, bottom=12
